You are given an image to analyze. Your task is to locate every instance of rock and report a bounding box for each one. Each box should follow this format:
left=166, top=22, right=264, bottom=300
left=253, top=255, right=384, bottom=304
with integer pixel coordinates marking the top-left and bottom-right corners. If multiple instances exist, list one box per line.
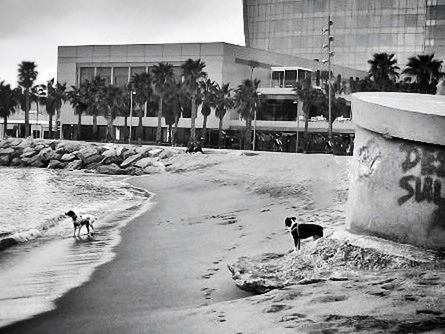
left=115, top=146, right=125, bottom=157
left=75, top=147, right=100, bottom=163
left=0, top=155, right=10, bottom=166
left=84, top=162, right=102, bottom=171
left=34, top=144, right=45, bottom=151
left=6, top=138, right=22, bottom=147
left=65, top=160, right=83, bottom=171
left=120, top=153, right=143, bottom=168
left=83, top=153, right=102, bottom=165
left=297, top=278, right=326, bottom=285
left=0, top=140, right=8, bottom=148
left=0, top=147, right=14, bottom=155
left=38, top=147, right=60, bottom=162
left=122, top=148, right=136, bottom=160
left=134, top=157, right=153, bottom=169
left=21, top=150, right=38, bottom=158
left=102, top=149, right=117, bottom=158
left=54, top=143, right=72, bottom=154
left=135, top=146, right=151, bottom=156
left=148, top=148, right=163, bottom=158
left=60, top=153, right=77, bottom=162
left=47, top=159, right=66, bottom=169
left=10, top=157, right=23, bottom=166
left=29, top=157, right=44, bottom=167
left=159, top=150, right=175, bottom=160
left=17, top=138, right=34, bottom=148
left=96, top=163, right=123, bottom=175
left=102, top=155, right=123, bottom=165
left=143, top=166, right=161, bottom=174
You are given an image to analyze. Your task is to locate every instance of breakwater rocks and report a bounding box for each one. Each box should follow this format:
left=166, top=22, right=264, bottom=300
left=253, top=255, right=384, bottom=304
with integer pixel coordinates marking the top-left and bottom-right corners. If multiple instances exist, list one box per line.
left=0, top=137, right=182, bottom=176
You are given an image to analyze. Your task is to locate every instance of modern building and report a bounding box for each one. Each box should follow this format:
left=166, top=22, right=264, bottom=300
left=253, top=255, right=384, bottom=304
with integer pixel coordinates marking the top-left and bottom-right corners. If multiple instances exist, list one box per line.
left=243, top=0, right=445, bottom=71
left=57, top=42, right=365, bottom=151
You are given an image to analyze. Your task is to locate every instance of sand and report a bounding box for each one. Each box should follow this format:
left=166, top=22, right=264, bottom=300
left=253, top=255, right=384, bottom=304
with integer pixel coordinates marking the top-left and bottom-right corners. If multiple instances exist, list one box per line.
left=2, top=150, right=444, bottom=333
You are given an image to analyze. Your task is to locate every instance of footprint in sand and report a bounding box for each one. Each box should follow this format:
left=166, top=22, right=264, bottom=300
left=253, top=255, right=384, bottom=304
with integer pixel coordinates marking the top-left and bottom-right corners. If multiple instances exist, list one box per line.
left=216, top=312, right=226, bottom=323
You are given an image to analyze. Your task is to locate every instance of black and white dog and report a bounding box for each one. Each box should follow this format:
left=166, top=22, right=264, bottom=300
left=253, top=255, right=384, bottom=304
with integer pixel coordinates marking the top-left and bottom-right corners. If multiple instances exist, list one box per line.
left=65, top=210, right=96, bottom=237
left=285, top=217, right=323, bottom=251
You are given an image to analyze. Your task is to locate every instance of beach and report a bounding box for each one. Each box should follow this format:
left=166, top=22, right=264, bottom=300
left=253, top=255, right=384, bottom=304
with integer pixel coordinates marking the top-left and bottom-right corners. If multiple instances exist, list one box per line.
left=2, top=150, right=444, bottom=333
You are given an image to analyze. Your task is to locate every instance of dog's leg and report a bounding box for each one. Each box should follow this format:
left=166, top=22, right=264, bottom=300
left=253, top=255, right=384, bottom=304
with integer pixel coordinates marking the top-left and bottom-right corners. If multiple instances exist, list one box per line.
left=73, top=226, right=76, bottom=237
left=293, top=238, right=299, bottom=253
left=297, top=239, right=301, bottom=250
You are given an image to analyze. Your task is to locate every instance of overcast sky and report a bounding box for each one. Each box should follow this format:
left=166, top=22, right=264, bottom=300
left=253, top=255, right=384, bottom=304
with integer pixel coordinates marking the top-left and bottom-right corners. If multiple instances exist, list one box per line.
left=0, top=0, right=244, bottom=86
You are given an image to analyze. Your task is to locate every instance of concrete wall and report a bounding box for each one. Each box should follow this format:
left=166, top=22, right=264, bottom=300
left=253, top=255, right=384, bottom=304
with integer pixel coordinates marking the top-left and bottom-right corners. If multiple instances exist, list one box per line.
left=346, top=92, right=445, bottom=250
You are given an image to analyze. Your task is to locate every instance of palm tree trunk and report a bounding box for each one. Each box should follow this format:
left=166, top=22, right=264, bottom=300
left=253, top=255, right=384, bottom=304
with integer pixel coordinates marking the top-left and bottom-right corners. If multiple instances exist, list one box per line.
left=137, top=112, right=143, bottom=145
left=156, top=96, right=163, bottom=144
left=190, top=94, right=196, bottom=144
left=202, top=115, right=208, bottom=146
left=106, top=117, right=114, bottom=142
left=3, top=116, right=7, bottom=138
left=172, top=112, right=180, bottom=146
left=244, top=116, right=252, bottom=150
left=77, top=113, right=82, bottom=140
left=49, top=114, right=53, bottom=139
left=304, top=113, right=309, bottom=153
left=124, top=116, right=128, bottom=142
left=24, top=90, right=30, bottom=137
left=218, top=116, right=223, bottom=148
left=93, top=115, right=98, bottom=140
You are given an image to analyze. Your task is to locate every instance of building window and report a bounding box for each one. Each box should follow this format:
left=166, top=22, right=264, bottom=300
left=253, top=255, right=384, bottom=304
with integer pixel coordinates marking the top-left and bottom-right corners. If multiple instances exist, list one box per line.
left=130, top=67, right=146, bottom=78
left=258, top=99, right=297, bottom=122
left=114, top=67, right=129, bottom=87
left=79, top=67, right=94, bottom=84
left=96, top=67, right=111, bottom=85
left=272, top=71, right=284, bottom=87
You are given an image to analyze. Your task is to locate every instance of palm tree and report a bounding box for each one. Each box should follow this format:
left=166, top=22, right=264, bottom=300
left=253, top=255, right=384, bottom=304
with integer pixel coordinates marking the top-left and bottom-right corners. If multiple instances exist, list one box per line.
left=129, top=72, right=152, bottom=144
left=46, top=79, right=67, bottom=138
left=17, top=61, right=38, bottom=137
left=214, top=83, right=233, bottom=148
left=293, top=78, right=318, bottom=153
left=67, top=82, right=89, bottom=140
left=99, top=85, right=125, bottom=141
left=152, top=63, right=175, bottom=144
left=402, top=54, right=444, bottom=94
left=368, top=53, right=400, bottom=91
left=86, top=76, right=106, bottom=140
left=234, top=78, right=262, bottom=150
left=0, top=81, right=18, bottom=138
left=171, top=80, right=189, bottom=146
left=30, top=84, right=46, bottom=138
left=199, top=78, right=217, bottom=144
left=181, top=58, right=207, bottom=144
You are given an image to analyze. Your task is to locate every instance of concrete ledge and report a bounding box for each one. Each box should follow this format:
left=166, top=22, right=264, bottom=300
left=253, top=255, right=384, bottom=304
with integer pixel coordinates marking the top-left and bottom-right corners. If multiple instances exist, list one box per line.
left=352, top=92, right=445, bottom=146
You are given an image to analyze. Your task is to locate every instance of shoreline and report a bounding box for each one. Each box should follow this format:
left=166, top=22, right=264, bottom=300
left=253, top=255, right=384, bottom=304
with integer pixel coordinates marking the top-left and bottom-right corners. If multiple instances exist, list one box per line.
left=2, top=150, right=444, bottom=333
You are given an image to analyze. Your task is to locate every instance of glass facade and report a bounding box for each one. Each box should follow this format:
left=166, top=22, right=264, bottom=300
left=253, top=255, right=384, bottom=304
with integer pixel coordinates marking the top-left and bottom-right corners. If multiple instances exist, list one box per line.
left=243, top=0, right=445, bottom=71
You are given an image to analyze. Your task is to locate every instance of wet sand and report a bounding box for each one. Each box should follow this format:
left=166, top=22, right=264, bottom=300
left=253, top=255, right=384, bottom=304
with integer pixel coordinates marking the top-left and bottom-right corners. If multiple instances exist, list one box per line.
left=3, top=151, right=443, bottom=333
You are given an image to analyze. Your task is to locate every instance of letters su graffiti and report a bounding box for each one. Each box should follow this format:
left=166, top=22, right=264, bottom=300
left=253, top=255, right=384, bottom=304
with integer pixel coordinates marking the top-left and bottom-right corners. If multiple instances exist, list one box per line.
left=398, top=144, right=445, bottom=206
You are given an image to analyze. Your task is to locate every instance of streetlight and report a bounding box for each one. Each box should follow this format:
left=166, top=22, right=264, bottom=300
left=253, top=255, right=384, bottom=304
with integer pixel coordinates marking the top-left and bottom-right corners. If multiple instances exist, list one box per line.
left=253, top=92, right=262, bottom=151
left=128, top=90, right=136, bottom=144
left=315, top=17, right=334, bottom=140
left=293, top=100, right=299, bottom=153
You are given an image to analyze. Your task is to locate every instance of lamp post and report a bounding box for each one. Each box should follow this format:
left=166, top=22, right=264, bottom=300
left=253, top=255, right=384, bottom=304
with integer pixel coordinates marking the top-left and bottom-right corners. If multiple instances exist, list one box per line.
left=128, top=90, right=136, bottom=144
left=253, top=92, right=262, bottom=151
left=315, top=17, right=334, bottom=140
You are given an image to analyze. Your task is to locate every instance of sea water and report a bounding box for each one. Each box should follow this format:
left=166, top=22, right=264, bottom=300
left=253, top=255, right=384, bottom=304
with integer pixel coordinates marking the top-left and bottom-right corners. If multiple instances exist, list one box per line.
left=0, top=167, right=151, bottom=327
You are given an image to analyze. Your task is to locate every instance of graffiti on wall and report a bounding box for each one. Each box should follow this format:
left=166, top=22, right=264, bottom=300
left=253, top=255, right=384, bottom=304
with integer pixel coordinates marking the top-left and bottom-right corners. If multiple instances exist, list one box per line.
left=398, top=144, right=445, bottom=206
left=398, top=143, right=445, bottom=233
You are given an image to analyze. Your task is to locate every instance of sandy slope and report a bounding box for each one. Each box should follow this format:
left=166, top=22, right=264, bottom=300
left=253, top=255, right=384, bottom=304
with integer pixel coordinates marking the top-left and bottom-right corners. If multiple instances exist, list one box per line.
left=2, top=150, right=444, bottom=334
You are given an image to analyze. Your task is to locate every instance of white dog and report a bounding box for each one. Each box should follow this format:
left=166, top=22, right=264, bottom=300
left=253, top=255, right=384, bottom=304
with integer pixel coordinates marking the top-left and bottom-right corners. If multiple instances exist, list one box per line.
left=65, top=210, right=96, bottom=237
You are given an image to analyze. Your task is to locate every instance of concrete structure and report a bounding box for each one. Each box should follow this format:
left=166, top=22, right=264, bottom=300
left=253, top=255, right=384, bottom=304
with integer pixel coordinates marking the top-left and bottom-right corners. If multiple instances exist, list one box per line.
left=346, top=92, right=445, bottom=249
left=243, top=0, right=445, bottom=71
left=58, top=42, right=365, bottom=150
